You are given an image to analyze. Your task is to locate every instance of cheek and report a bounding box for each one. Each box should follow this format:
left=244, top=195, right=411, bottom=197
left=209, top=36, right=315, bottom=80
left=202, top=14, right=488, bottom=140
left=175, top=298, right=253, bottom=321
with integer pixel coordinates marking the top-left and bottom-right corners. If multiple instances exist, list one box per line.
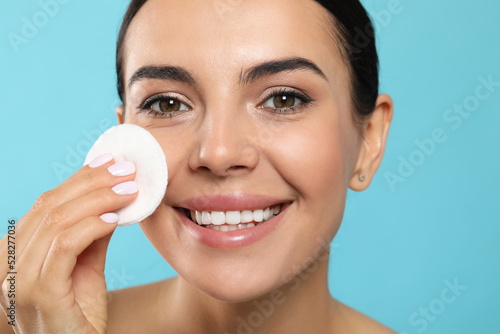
left=268, top=117, right=347, bottom=205
left=266, top=114, right=349, bottom=251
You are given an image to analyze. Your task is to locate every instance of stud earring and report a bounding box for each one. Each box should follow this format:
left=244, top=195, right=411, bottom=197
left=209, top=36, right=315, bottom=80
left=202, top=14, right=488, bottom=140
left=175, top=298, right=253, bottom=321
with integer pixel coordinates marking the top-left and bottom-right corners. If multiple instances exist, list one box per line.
left=359, top=173, right=365, bottom=182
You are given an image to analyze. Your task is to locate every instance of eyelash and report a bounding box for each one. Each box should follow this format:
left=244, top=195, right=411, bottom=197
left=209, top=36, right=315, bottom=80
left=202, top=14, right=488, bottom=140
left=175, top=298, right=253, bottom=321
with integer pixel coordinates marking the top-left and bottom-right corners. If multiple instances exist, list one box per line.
left=260, top=87, right=313, bottom=113
left=138, top=93, right=190, bottom=117
left=137, top=88, right=313, bottom=117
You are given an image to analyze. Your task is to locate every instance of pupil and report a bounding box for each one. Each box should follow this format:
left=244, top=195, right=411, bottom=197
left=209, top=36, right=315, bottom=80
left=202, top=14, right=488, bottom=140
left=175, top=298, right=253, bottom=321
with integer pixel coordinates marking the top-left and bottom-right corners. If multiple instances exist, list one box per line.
left=274, top=94, right=294, bottom=108
left=160, top=99, right=180, bottom=112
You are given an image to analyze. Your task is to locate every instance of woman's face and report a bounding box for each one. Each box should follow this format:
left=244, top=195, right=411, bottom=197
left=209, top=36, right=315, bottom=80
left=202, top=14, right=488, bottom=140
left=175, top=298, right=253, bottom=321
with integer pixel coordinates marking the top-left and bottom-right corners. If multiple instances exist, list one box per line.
left=121, top=0, right=362, bottom=301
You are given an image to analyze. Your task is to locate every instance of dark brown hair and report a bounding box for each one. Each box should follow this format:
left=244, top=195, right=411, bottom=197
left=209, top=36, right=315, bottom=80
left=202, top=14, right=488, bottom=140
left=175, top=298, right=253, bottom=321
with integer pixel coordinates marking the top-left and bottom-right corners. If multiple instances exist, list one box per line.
left=116, top=0, right=379, bottom=117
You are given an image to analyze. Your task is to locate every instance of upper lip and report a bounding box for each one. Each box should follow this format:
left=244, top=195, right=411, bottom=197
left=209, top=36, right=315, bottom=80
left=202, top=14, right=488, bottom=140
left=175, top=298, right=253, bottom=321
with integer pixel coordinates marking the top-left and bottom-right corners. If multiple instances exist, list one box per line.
left=176, top=194, right=290, bottom=212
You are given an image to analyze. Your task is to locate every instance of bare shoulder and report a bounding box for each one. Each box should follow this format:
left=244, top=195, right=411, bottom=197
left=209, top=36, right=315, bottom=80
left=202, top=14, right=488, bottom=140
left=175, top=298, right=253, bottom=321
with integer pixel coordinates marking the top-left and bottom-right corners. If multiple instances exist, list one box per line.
left=334, top=300, right=396, bottom=334
left=107, top=277, right=178, bottom=334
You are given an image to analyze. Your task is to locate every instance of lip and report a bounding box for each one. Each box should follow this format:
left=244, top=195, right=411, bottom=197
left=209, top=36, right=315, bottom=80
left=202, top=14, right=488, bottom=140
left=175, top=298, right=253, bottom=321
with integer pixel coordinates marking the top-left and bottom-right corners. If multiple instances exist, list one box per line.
left=174, top=195, right=291, bottom=249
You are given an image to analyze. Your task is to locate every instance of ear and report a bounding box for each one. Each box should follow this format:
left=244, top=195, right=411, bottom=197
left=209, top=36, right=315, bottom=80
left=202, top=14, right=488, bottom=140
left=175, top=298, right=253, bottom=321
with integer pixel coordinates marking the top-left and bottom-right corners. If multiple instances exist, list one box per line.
left=349, top=94, right=393, bottom=191
left=116, top=105, right=124, bottom=124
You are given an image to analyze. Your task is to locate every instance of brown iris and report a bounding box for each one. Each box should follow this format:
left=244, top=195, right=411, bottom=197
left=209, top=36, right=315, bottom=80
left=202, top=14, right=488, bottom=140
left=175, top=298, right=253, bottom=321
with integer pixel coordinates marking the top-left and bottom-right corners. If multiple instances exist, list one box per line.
left=273, top=94, right=295, bottom=108
left=159, top=98, right=182, bottom=113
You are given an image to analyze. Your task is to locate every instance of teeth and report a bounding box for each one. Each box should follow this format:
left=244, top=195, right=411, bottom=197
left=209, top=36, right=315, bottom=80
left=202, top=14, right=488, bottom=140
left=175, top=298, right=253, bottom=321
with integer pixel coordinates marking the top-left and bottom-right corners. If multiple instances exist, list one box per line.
left=263, top=207, right=270, bottom=220
left=253, top=209, right=264, bottom=222
left=226, top=211, right=240, bottom=224
left=202, top=211, right=211, bottom=225
left=189, top=205, right=282, bottom=227
left=211, top=211, right=225, bottom=225
left=241, top=210, right=253, bottom=223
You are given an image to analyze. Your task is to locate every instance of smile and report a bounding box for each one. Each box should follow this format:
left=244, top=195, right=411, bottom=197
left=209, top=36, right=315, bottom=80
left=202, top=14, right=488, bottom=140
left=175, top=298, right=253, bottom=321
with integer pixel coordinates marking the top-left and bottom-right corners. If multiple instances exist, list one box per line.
left=183, top=205, right=282, bottom=231
left=174, top=195, right=291, bottom=248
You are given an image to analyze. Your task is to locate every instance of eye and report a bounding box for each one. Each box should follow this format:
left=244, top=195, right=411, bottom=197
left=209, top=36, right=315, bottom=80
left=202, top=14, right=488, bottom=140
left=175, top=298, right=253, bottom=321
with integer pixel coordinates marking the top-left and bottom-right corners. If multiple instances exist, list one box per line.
left=139, top=94, right=190, bottom=116
left=261, top=88, right=312, bottom=113
left=152, top=98, right=189, bottom=113
left=264, top=94, right=298, bottom=109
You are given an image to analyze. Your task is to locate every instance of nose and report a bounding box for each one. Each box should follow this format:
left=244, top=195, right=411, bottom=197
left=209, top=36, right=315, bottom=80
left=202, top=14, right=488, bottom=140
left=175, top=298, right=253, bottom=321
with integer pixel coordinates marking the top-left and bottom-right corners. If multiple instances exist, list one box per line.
left=188, top=108, right=259, bottom=177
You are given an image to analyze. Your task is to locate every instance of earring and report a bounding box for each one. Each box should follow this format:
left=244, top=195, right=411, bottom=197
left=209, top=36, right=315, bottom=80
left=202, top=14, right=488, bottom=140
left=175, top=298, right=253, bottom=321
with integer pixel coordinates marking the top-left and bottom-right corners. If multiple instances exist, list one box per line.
left=359, top=173, right=365, bottom=182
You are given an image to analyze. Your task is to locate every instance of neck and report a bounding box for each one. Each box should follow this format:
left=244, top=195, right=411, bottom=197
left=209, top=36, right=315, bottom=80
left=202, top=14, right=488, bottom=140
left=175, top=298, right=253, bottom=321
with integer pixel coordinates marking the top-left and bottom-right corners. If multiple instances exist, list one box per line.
left=168, top=249, right=339, bottom=334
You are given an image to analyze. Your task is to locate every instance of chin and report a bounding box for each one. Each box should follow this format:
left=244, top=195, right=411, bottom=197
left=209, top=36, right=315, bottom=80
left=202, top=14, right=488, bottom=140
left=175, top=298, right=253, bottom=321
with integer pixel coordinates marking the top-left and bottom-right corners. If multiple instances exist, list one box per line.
left=186, top=272, right=283, bottom=303
left=170, top=253, right=287, bottom=303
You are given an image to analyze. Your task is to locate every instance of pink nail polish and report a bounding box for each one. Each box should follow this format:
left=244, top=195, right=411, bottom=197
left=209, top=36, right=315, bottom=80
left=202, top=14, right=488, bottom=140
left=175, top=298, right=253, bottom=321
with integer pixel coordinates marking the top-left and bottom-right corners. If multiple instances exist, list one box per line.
left=89, top=153, right=113, bottom=168
left=112, top=181, right=138, bottom=195
left=100, top=213, right=119, bottom=224
left=108, top=161, right=136, bottom=177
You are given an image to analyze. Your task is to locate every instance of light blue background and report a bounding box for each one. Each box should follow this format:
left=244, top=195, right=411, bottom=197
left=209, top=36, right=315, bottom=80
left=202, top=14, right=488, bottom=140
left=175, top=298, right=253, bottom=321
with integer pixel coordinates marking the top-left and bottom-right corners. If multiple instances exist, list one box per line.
left=1, top=0, right=499, bottom=333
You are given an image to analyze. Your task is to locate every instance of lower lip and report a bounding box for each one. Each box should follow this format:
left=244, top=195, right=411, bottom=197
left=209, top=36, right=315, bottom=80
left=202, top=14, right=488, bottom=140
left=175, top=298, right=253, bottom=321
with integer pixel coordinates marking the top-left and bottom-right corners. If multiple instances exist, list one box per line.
left=175, top=204, right=290, bottom=249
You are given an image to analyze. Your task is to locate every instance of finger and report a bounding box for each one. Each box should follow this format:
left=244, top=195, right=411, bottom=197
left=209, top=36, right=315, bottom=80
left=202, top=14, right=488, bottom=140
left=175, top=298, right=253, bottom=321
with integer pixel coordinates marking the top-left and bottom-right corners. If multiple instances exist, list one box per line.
left=12, top=157, right=135, bottom=256
left=18, top=182, right=138, bottom=277
left=78, top=227, right=115, bottom=273
left=0, top=158, right=136, bottom=283
left=39, top=215, right=118, bottom=292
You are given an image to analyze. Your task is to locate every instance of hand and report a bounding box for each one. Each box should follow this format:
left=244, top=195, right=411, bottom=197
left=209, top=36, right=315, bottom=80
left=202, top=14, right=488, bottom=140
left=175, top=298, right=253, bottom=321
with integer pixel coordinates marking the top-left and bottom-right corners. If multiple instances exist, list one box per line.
left=0, top=155, right=138, bottom=334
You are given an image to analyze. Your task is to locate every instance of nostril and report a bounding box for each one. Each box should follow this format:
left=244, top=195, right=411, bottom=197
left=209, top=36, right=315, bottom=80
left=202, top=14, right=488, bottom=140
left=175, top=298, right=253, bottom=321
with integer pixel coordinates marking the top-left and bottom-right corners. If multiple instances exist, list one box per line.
left=195, top=164, right=252, bottom=177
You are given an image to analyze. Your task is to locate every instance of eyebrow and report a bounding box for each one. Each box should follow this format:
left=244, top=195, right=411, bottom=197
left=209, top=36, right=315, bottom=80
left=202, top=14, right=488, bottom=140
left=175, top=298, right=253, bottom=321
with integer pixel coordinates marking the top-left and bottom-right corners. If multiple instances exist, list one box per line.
left=240, top=57, right=328, bottom=84
left=128, top=66, right=196, bottom=88
left=127, top=57, right=327, bottom=90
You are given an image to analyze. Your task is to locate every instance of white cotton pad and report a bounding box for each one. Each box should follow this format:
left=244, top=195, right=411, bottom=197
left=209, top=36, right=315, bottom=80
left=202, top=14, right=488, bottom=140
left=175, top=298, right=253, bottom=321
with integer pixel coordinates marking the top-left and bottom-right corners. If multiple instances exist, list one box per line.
left=84, top=124, right=168, bottom=226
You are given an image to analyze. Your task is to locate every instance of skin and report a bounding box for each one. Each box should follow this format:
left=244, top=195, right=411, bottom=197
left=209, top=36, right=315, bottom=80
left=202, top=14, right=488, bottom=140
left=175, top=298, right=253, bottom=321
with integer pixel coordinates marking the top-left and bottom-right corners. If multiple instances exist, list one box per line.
left=0, top=0, right=393, bottom=333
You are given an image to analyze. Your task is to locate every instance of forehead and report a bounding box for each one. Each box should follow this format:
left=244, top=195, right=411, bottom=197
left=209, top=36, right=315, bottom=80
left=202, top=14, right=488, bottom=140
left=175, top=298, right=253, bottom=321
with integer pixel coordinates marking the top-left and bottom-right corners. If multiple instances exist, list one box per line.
left=123, top=0, right=346, bottom=87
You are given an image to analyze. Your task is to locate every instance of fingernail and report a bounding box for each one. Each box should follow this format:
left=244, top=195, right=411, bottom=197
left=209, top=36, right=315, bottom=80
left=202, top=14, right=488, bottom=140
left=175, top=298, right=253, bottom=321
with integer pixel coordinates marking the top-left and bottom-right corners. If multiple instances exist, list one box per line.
left=108, top=161, right=136, bottom=177
left=100, top=212, right=119, bottom=224
left=89, top=153, right=113, bottom=168
left=112, top=181, right=138, bottom=195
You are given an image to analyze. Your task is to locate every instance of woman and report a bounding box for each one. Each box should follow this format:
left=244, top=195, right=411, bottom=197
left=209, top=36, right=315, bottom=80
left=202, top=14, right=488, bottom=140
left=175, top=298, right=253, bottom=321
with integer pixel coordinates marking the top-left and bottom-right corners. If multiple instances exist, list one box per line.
left=0, top=0, right=394, bottom=332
